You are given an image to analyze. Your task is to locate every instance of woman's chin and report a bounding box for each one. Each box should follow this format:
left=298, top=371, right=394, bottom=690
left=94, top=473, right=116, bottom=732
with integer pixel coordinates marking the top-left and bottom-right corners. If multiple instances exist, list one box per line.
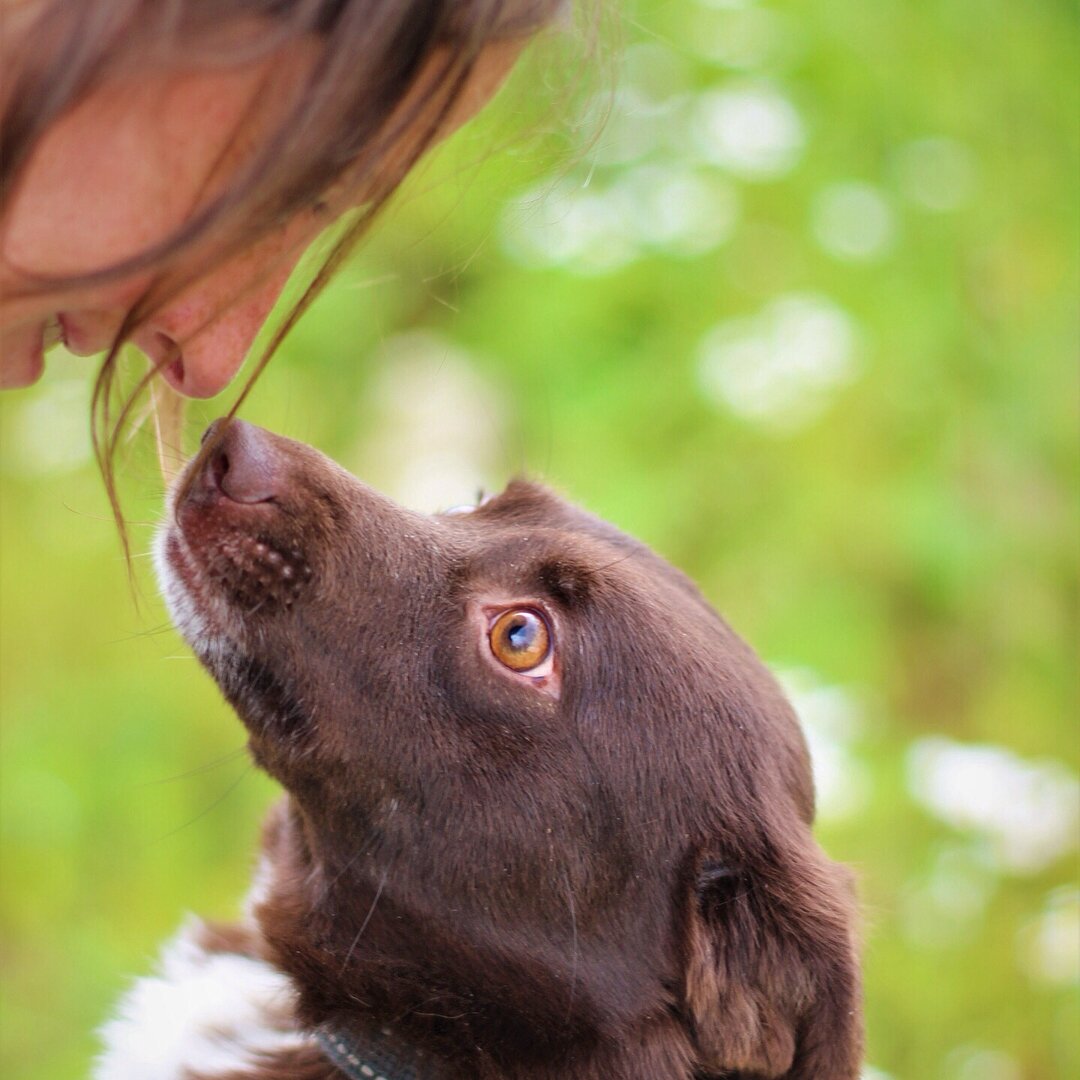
left=0, top=321, right=47, bottom=389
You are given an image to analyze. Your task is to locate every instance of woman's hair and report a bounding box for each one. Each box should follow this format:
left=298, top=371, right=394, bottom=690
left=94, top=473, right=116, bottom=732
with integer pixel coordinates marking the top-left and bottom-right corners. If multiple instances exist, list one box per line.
left=0, top=0, right=570, bottom=550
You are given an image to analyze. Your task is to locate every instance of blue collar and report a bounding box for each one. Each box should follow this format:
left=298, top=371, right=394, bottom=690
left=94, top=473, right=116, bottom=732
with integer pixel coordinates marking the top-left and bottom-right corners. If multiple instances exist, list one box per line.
left=316, top=1025, right=428, bottom=1080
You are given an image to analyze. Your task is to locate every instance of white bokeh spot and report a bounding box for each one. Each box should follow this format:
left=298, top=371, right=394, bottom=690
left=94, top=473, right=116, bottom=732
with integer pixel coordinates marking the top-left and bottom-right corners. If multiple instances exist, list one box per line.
left=812, top=181, right=897, bottom=262
left=691, top=82, right=805, bottom=180
left=1019, top=888, right=1080, bottom=986
left=358, top=332, right=505, bottom=512
left=697, top=293, right=859, bottom=430
left=4, top=371, right=92, bottom=476
left=946, top=1047, right=1023, bottom=1080
left=778, top=668, right=869, bottom=823
left=502, top=166, right=740, bottom=273
left=907, top=737, right=1079, bottom=875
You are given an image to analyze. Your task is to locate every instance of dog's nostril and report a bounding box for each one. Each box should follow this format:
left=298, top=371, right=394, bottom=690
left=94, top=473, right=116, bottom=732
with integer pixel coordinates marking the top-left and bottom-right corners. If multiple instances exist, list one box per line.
left=209, top=419, right=282, bottom=505
left=210, top=450, right=230, bottom=492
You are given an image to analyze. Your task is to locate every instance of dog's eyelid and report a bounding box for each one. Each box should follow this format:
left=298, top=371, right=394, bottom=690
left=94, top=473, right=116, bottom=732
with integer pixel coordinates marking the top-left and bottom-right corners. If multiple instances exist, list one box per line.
left=695, top=862, right=744, bottom=915
left=481, top=601, right=556, bottom=642
left=698, top=862, right=740, bottom=890
left=700, top=864, right=737, bottom=880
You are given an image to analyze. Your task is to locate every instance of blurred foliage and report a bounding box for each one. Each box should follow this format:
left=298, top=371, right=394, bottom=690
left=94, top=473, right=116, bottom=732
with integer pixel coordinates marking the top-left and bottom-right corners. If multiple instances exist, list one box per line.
left=1, top=1, right=1077, bottom=1077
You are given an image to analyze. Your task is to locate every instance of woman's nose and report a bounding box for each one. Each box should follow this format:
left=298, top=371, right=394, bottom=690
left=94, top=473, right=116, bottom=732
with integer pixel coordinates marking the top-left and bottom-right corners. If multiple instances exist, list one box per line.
left=133, top=254, right=298, bottom=399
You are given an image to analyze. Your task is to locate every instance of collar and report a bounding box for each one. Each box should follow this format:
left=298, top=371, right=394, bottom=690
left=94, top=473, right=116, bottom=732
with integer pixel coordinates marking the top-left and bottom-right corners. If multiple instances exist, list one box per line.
left=316, top=1024, right=429, bottom=1080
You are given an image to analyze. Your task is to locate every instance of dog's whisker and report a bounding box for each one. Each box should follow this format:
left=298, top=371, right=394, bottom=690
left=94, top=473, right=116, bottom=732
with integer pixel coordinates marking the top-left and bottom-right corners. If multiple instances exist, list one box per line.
left=106, top=621, right=180, bottom=643
left=338, top=867, right=389, bottom=976
left=323, top=843, right=371, bottom=893
left=587, top=551, right=636, bottom=575
left=149, top=764, right=252, bottom=843
left=138, top=746, right=249, bottom=787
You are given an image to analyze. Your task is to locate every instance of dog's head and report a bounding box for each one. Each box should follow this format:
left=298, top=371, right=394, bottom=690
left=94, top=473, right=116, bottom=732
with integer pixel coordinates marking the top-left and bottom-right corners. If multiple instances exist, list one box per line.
left=157, top=419, right=862, bottom=1079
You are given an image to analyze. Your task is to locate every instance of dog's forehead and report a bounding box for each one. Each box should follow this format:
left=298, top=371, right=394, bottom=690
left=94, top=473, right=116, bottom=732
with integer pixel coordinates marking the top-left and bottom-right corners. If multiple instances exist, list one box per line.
left=443, top=479, right=717, bottom=619
left=464, top=479, right=641, bottom=548
left=444, top=480, right=637, bottom=568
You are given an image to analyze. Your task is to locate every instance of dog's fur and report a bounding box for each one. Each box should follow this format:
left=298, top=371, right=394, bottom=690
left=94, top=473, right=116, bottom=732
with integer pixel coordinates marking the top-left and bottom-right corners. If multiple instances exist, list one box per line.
left=98, top=419, right=862, bottom=1079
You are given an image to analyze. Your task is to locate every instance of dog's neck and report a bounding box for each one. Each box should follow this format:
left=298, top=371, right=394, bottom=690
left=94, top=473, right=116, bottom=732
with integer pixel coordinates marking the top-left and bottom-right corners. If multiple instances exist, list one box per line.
left=255, top=802, right=590, bottom=1075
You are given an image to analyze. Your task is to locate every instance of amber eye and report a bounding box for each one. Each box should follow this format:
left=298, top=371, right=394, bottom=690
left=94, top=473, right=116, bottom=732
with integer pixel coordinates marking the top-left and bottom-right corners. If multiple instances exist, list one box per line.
left=489, top=609, right=551, bottom=672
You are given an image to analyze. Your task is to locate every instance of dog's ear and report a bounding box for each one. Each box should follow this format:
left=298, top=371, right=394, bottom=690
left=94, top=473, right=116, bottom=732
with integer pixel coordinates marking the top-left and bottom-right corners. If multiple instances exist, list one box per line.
left=682, top=842, right=863, bottom=1079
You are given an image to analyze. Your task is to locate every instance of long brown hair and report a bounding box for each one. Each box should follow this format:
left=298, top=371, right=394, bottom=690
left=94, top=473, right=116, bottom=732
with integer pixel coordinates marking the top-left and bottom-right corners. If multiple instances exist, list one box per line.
left=0, top=0, right=571, bottom=552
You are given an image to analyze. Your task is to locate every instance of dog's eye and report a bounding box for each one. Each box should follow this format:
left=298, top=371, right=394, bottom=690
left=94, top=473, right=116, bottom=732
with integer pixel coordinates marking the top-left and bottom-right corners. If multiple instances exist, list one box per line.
left=489, top=609, right=551, bottom=672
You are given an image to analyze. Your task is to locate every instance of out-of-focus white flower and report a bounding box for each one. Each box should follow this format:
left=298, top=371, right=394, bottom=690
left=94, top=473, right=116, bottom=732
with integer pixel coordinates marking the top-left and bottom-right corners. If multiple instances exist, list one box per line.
left=4, top=370, right=92, bottom=476
left=1019, top=888, right=1080, bottom=985
left=690, top=82, right=805, bottom=180
left=777, top=668, right=869, bottom=823
left=947, top=1046, right=1023, bottom=1080
left=502, top=166, right=739, bottom=272
left=907, top=737, right=1079, bottom=874
left=359, top=332, right=505, bottom=512
left=697, top=293, right=860, bottom=431
left=812, top=182, right=898, bottom=262
left=860, top=1068, right=894, bottom=1080
left=610, top=166, right=740, bottom=254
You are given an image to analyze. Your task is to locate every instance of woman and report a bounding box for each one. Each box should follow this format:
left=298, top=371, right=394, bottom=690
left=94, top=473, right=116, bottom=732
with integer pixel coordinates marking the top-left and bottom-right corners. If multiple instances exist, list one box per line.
left=0, top=0, right=568, bottom=486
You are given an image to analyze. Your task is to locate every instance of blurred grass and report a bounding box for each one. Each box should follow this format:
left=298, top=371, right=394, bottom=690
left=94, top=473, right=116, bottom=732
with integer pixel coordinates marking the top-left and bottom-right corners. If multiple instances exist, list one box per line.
left=1, top=1, right=1077, bottom=1077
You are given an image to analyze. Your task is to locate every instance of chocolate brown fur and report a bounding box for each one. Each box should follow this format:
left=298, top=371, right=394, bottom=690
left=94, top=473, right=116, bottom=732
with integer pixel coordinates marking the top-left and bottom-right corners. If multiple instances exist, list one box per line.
left=157, top=420, right=863, bottom=1079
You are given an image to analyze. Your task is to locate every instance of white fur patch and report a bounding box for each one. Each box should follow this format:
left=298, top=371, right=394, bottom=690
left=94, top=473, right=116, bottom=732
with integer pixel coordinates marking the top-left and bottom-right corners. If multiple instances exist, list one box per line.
left=154, top=527, right=207, bottom=645
left=243, top=856, right=275, bottom=923
left=95, top=919, right=312, bottom=1080
left=153, top=523, right=241, bottom=661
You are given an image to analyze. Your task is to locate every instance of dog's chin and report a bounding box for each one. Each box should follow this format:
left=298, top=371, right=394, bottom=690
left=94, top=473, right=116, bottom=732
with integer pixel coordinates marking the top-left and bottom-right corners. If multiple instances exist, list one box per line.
left=155, top=522, right=317, bottom=754
left=154, top=524, right=236, bottom=658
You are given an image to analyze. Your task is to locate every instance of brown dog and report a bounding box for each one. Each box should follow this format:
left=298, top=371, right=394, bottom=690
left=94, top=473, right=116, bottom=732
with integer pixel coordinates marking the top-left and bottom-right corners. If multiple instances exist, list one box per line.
left=98, top=419, right=862, bottom=1080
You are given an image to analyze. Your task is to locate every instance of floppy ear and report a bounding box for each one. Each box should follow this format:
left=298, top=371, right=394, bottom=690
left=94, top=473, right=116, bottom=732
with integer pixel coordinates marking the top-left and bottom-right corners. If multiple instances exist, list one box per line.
left=682, top=843, right=863, bottom=1080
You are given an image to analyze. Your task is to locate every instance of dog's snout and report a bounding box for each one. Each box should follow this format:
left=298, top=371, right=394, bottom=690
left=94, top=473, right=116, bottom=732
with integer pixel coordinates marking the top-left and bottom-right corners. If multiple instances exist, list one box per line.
left=200, top=419, right=281, bottom=505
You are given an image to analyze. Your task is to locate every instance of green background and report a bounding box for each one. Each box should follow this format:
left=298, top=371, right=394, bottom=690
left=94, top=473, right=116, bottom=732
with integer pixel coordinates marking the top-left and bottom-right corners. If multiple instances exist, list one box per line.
left=1, top=1, right=1076, bottom=1077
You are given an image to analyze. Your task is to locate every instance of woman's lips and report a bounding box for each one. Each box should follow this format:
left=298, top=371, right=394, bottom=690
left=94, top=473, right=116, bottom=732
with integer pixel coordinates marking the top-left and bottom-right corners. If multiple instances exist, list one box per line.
left=42, top=314, right=64, bottom=350
left=55, top=311, right=108, bottom=356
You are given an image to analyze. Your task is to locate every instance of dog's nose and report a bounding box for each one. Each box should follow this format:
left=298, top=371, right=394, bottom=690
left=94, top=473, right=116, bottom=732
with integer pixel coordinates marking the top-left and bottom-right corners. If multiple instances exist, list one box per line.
left=200, top=418, right=281, bottom=504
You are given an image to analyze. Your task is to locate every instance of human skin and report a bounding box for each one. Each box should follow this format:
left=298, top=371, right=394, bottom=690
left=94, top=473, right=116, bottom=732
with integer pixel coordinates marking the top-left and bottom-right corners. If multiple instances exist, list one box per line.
left=0, top=34, right=525, bottom=396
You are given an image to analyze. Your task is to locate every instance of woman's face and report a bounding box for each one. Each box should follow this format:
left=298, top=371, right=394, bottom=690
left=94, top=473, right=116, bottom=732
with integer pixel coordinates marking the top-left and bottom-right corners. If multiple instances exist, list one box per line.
left=0, top=39, right=522, bottom=397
